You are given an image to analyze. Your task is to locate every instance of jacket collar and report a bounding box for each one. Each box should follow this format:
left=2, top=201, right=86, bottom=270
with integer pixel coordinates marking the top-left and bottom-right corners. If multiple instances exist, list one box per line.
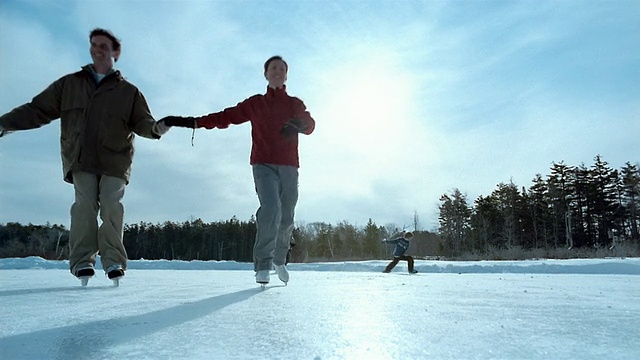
left=82, top=64, right=122, bottom=82
left=266, top=85, right=287, bottom=97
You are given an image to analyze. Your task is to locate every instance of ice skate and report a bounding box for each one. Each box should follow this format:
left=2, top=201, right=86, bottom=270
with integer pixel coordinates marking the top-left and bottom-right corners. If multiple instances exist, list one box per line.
left=75, top=267, right=95, bottom=287
left=106, top=264, right=125, bottom=287
left=275, top=264, right=289, bottom=285
left=256, top=270, right=269, bottom=288
left=409, top=269, right=419, bottom=274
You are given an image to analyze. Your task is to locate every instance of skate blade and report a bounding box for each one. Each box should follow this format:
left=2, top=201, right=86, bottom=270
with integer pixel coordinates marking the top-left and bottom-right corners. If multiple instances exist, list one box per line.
left=79, top=277, right=91, bottom=287
left=111, top=277, right=123, bottom=287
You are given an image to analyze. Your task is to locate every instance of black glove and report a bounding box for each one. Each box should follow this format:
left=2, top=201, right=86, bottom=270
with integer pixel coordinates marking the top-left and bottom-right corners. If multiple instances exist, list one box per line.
left=280, top=118, right=307, bottom=138
left=160, top=116, right=196, bottom=129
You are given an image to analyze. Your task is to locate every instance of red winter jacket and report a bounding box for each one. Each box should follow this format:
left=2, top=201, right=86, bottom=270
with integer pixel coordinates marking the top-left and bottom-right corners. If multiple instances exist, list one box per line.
left=196, top=87, right=316, bottom=167
left=196, top=86, right=315, bottom=168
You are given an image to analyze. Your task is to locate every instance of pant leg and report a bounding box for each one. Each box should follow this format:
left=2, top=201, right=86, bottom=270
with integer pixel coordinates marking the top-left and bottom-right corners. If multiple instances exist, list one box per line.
left=69, top=171, right=100, bottom=275
left=97, top=175, right=127, bottom=272
left=384, top=257, right=400, bottom=272
left=274, top=166, right=298, bottom=266
left=285, top=248, right=292, bottom=265
left=252, top=164, right=281, bottom=271
left=399, top=255, right=415, bottom=272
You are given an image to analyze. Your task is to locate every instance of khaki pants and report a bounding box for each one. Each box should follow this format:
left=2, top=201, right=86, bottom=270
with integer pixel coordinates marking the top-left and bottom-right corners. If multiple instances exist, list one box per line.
left=69, top=171, right=127, bottom=275
left=252, top=164, right=298, bottom=271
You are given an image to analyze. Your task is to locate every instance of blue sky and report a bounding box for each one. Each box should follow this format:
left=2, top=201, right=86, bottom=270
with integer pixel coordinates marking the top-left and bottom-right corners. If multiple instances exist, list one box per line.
left=1, top=0, right=638, bottom=231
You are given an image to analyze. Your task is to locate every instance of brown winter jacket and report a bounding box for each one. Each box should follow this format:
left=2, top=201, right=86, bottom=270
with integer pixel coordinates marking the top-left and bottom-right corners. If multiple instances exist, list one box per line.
left=0, top=65, right=159, bottom=184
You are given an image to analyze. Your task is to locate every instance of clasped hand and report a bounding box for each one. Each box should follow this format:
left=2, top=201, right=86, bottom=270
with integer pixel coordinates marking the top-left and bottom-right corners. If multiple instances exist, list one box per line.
left=158, top=116, right=196, bottom=129
left=280, top=118, right=307, bottom=138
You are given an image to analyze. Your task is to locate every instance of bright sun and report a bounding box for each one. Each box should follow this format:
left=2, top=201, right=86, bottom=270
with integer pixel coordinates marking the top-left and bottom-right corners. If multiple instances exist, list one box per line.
left=306, top=52, right=425, bottom=197
left=325, top=59, right=416, bottom=159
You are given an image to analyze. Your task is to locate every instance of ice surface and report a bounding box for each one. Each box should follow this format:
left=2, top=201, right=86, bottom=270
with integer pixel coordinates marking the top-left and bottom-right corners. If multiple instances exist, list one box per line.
left=0, top=257, right=639, bottom=359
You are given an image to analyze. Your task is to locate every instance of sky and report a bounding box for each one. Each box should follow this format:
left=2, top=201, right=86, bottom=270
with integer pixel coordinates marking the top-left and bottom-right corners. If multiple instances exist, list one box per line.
left=1, top=257, right=639, bottom=359
left=0, top=0, right=638, bottom=231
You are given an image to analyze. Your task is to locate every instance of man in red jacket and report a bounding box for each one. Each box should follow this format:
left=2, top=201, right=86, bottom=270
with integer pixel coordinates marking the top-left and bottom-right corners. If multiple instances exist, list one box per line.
left=161, top=56, right=315, bottom=286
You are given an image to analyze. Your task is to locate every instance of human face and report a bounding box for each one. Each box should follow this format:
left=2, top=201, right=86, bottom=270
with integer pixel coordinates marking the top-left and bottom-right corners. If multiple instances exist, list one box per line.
left=90, top=35, right=119, bottom=73
left=265, top=59, right=288, bottom=89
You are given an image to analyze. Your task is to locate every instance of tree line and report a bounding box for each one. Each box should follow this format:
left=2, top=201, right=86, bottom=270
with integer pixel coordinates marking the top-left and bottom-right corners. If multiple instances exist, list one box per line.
left=0, top=218, right=439, bottom=262
left=438, top=156, right=639, bottom=258
left=1, top=155, right=637, bottom=261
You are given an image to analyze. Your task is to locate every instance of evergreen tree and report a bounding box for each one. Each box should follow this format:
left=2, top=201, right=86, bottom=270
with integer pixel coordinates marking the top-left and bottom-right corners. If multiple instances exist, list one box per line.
left=547, top=161, right=575, bottom=248
left=527, top=174, right=551, bottom=248
left=362, top=219, right=382, bottom=259
left=572, top=164, right=592, bottom=247
left=306, top=222, right=333, bottom=259
left=439, top=189, right=471, bottom=256
left=491, top=181, right=521, bottom=248
left=621, top=162, right=640, bottom=245
left=471, top=195, right=501, bottom=253
left=589, top=155, right=620, bottom=247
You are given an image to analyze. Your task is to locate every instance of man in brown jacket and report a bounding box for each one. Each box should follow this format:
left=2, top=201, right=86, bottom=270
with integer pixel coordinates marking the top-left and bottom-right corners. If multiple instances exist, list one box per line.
left=0, top=28, right=169, bottom=286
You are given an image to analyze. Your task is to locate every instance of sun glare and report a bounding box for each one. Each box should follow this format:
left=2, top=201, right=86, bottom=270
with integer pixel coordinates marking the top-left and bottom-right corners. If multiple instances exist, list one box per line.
left=308, top=53, right=425, bottom=196
left=325, top=60, right=417, bottom=161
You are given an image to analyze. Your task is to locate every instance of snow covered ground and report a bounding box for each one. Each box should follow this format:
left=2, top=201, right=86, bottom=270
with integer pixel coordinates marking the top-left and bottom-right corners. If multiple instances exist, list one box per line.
left=1, top=257, right=639, bottom=359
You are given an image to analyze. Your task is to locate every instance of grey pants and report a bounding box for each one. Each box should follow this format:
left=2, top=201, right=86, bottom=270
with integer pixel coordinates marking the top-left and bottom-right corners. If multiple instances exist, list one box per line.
left=252, top=164, right=298, bottom=271
left=69, top=171, right=127, bottom=275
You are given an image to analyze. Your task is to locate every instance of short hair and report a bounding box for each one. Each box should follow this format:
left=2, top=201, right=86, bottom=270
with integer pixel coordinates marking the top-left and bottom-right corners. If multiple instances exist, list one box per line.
left=90, top=28, right=121, bottom=52
left=264, top=55, right=288, bottom=73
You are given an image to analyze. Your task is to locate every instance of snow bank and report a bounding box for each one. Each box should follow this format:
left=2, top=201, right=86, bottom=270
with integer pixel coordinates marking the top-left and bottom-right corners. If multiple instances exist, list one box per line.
left=1, top=256, right=639, bottom=274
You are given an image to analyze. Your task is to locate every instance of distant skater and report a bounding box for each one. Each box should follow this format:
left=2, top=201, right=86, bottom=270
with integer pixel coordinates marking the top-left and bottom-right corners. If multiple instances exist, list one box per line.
left=382, top=231, right=418, bottom=274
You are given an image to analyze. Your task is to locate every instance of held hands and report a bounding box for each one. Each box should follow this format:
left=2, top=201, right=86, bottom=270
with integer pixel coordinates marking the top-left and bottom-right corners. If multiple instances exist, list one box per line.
left=153, top=121, right=170, bottom=136
left=280, top=118, right=307, bottom=138
left=159, top=116, right=197, bottom=129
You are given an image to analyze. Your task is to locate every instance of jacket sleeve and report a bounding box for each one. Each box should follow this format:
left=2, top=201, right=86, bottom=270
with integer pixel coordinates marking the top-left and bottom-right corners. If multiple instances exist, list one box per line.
left=128, top=90, right=159, bottom=140
left=292, top=98, right=315, bottom=135
left=196, top=97, right=254, bottom=130
left=0, top=79, right=63, bottom=131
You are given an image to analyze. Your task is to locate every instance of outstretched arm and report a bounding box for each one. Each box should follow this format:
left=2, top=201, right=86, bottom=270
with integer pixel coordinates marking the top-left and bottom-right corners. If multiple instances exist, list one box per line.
left=159, top=98, right=252, bottom=131
left=0, top=79, right=63, bottom=132
left=128, top=90, right=165, bottom=139
left=196, top=99, right=253, bottom=130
